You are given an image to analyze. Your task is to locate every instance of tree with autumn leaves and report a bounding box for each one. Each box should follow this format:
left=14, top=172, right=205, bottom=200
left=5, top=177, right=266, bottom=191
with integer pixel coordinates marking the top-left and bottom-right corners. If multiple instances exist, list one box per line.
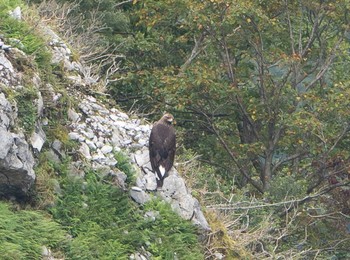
left=112, top=0, right=350, bottom=194
left=110, top=0, right=350, bottom=257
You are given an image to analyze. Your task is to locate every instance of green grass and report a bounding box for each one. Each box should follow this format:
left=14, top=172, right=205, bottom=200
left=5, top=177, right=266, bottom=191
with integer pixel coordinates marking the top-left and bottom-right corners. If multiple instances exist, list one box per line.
left=50, top=170, right=203, bottom=259
left=0, top=202, right=66, bottom=260
left=114, top=151, right=137, bottom=184
left=14, top=86, right=38, bottom=135
left=0, top=13, right=52, bottom=72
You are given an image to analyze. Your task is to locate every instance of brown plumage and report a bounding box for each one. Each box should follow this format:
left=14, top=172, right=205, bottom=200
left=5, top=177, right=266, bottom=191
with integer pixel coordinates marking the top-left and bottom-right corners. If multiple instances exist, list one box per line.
left=149, top=113, right=176, bottom=188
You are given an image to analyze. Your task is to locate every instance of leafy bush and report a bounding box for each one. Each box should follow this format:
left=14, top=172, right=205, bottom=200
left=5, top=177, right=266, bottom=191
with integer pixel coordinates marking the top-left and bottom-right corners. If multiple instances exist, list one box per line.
left=267, top=174, right=308, bottom=202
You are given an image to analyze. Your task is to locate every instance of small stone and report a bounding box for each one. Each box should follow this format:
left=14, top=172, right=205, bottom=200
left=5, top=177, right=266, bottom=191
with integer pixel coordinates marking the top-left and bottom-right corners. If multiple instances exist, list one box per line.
left=92, top=150, right=105, bottom=162
left=101, top=145, right=113, bottom=154
left=138, top=138, right=148, bottom=146
left=30, top=129, right=46, bottom=152
left=36, top=92, right=44, bottom=117
left=41, top=246, right=51, bottom=258
left=121, top=139, right=133, bottom=146
left=9, top=6, right=21, bottom=20
left=79, top=142, right=91, bottom=159
left=113, top=120, right=126, bottom=128
left=144, top=211, right=159, bottom=221
left=81, top=129, right=95, bottom=139
left=110, top=114, right=119, bottom=121
left=119, top=112, right=129, bottom=119
left=144, top=173, right=157, bottom=191
left=68, top=108, right=80, bottom=123
left=96, top=141, right=104, bottom=148
left=105, top=158, right=118, bottom=166
left=85, top=139, right=97, bottom=150
left=68, top=132, right=81, bottom=140
left=52, top=139, right=64, bottom=158
left=86, top=96, right=96, bottom=103
left=130, top=187, right=150, bottom=204
left=213, top=252, right=224, bottom=259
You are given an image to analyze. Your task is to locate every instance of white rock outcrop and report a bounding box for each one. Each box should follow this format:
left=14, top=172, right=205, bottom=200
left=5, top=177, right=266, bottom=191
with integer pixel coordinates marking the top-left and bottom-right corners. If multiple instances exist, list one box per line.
left=0, top=93, right=35, bottom=198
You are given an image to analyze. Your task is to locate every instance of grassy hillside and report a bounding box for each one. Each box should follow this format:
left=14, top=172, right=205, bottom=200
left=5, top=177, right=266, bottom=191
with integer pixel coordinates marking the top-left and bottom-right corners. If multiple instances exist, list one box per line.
left=0, top=1, right=205, bottom=259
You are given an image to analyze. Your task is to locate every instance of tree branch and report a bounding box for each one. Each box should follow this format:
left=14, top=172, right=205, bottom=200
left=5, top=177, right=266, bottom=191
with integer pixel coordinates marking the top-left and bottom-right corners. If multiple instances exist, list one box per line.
left=181, top=32, right=207, bottom=72
left=207, top=181, right=350, bottom=211
left=200, top=111, right=264, bottom=193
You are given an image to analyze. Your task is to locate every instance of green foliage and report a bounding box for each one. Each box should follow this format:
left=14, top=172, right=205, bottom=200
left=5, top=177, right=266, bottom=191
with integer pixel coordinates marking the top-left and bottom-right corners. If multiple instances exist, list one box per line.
left=0, top=0, right=23, bottom=15
left=0, top=202, right=66, bottom=259
left=0, top=15, right=52, bottom=74
left=114, top=151, right=136, bottom=184
left=33, top=153, right=63, bottom=209
left=51, top=171, right=203, bottom=259
left=14, top=86, right=38, bottom=135
left=267, top=174, right=308, bottom=202
left=142, top=200, right=203, bottom=259
left=51, top=171, right=141, bottom=258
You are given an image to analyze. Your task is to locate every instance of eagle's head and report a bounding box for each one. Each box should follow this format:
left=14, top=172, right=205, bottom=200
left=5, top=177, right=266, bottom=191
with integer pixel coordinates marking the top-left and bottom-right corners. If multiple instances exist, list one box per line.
left=162, top=113, right=175, bottom=125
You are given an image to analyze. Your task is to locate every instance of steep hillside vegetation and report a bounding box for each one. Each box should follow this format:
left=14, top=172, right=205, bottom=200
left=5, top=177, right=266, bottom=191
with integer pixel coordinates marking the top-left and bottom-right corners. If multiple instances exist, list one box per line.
left=0, top=1, right=206, bottom=259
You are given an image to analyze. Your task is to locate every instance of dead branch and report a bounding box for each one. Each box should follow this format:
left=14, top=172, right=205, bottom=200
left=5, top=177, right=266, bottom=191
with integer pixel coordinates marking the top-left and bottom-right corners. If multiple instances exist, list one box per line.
left=180, top=33, right=207, bottom=72
left=207, top=180, right=350, bottom=211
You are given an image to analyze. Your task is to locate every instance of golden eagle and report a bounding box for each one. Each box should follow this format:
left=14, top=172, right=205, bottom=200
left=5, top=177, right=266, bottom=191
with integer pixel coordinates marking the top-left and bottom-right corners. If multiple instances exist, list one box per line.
left=149, top=113, right=176, bottom=188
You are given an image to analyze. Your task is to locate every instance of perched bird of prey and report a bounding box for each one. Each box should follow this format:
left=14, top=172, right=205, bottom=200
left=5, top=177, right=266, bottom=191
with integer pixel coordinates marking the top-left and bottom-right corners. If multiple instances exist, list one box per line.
left=149, top=113, right=176, bottom=188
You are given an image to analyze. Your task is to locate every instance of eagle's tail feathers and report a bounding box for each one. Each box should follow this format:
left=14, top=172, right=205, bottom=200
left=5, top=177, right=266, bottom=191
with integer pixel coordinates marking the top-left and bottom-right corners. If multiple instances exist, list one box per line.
left=159, top=165, right=166, bottom=178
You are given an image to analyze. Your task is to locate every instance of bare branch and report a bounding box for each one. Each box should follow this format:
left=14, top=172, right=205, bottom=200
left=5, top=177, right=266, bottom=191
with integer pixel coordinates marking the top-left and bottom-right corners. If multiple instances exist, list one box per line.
left=285, top=0, right=295, bottom=54
left=272, top=152, right=307, bottom=173
left=305, top=37, right=343, bottom=90
left=114, top=0, right=133, bottom=8
left=207, top=181, right=350, bottom=210
left=180, top=32, right=207, bottom=72
left=200, top=111, right=264, bottom=193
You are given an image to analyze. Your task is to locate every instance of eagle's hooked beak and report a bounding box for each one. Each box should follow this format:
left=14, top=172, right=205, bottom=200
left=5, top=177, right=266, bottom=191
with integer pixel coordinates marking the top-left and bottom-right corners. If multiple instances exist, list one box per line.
left=168, top=118, right=176, bottom=125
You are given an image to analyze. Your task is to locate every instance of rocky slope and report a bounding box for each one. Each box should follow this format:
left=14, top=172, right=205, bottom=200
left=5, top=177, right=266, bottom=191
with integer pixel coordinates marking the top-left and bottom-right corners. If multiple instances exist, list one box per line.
left=0, top=6, right=209, bottom=233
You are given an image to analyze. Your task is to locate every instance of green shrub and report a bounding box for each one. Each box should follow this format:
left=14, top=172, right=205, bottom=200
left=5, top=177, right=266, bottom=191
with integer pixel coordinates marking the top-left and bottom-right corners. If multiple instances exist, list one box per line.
left=142, top=200, right=203, bottom=259
left=0, top=202, right=66, bottom=259
left=51, top=171, right=203, bottom=259
left=51, top=171, right=144, bottom=259
left=14, top=86, right=37, bottom=135
left=114, top=151, right=137, bottom=184
left=267, top=174, right=308, bottom=202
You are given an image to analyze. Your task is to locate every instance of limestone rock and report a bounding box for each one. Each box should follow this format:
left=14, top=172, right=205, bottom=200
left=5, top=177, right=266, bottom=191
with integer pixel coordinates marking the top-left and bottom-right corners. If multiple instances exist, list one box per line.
left=79, top=142, right=91, bottom=159
left=159, top=170, right=211, bottom=231
left=130, top=187, right=151, bottom=204
left=0, top=93, right=16, bottom=129
left=30, top=122, right=46, bottom=153
left=0, top=128, right=13, bottom=159
left=0, top=52, right=19, bottom=86
left=0, top=130, right=35, bottom=198
left=68, top=108, right=80, bottom=123
left=9, top=7, right=21, bottom=20
left=52, top=139, right=65, bottom=159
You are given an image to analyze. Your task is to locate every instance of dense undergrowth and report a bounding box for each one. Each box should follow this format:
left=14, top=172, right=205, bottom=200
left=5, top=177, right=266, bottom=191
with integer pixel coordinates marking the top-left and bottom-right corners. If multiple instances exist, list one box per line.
left=0, top=1, right=204, bottom=259
left=0, top=202, right=66, bottom=259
